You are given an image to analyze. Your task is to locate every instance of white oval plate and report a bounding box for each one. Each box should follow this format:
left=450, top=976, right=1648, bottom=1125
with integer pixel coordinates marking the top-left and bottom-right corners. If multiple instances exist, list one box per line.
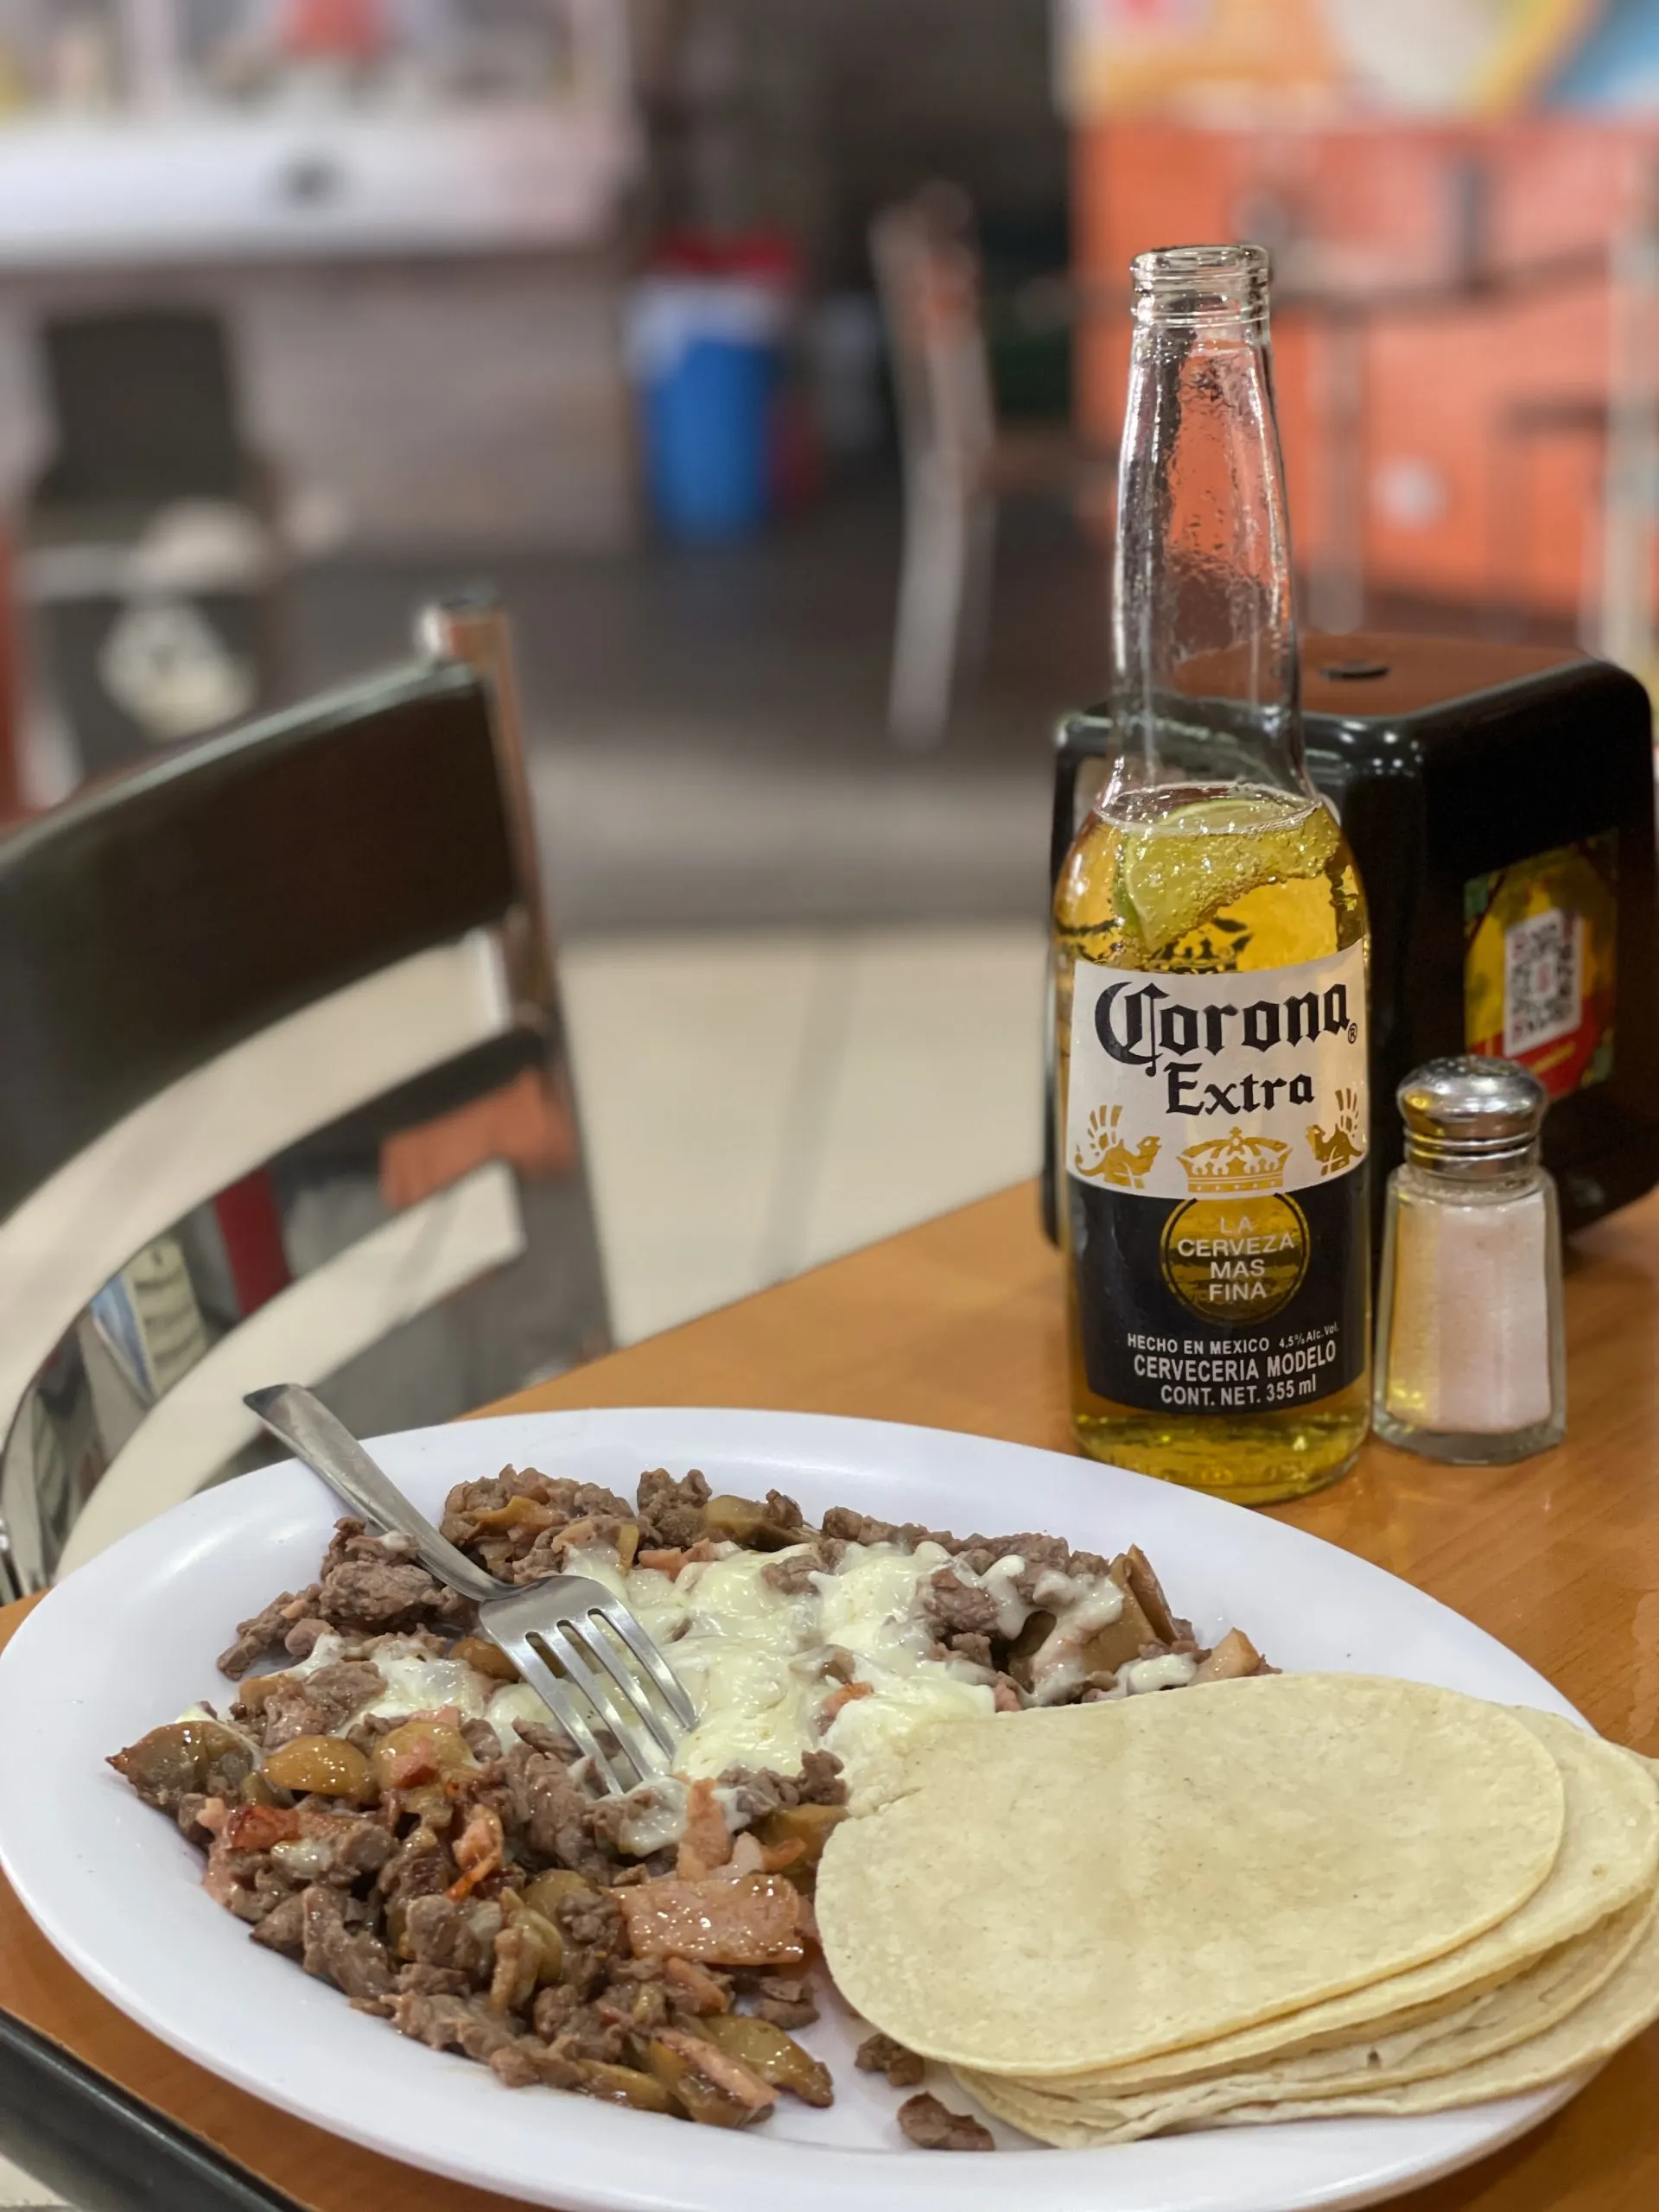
left=0, top=1409, right=1588, bottom=2212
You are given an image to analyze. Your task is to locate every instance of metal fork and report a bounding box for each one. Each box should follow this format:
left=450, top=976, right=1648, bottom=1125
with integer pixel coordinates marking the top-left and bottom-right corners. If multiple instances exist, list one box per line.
left=244, top=1383, right=696, bottom=1796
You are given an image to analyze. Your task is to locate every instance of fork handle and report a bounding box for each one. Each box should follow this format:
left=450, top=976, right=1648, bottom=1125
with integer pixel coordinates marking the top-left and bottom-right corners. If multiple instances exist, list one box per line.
left=245, top=1383, right=503, bottom=1608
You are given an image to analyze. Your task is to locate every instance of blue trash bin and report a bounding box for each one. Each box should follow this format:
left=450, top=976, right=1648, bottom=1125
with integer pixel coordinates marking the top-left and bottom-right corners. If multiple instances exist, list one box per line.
left=628, top=279, right=785, bottom=542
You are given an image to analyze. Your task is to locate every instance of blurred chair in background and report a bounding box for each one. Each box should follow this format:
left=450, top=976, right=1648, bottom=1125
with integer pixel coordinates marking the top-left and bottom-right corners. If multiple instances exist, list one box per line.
left=22, top=307, right=285, bottom=781
left=0, top=594, right=609, bottom=1601
left=871, top=184, right=1114, bottom=747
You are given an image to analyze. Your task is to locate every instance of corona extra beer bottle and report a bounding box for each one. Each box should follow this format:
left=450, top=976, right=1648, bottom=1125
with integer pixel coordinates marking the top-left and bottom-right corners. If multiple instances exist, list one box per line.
left=1054, top=244, right=1371, bottom=1503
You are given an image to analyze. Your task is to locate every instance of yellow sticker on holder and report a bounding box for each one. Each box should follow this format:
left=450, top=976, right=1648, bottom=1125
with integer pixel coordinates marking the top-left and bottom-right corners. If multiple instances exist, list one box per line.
left=1465, top=836, right=1617, bottom=1101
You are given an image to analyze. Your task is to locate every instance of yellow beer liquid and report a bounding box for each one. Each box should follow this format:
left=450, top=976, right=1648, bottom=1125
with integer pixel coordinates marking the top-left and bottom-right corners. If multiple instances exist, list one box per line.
left=1054, top=784, right=1370, bottom=1504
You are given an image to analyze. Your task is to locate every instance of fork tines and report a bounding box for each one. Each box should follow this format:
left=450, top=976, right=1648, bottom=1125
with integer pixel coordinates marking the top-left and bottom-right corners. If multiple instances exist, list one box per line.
left=484, top=1580, right=694, bottom=1798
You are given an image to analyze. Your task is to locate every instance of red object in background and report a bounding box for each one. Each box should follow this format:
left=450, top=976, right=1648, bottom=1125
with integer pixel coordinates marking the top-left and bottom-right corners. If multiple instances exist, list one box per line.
left=213, top=1171, right=291, bottom=1318
left=282, top=0, right=384, bottom=61
left=649, top=232, right=804, bottom=287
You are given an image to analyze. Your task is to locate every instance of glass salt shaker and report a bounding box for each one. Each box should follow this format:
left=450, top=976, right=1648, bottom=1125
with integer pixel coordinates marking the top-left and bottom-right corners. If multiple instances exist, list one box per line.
left=1373, top=1057, right=1565, bottom=1464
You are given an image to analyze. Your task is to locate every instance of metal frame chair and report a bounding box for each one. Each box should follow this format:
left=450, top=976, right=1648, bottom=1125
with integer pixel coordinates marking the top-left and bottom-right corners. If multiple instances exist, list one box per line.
left=0, top=595, right=609, bottom=1599
left=871, top=185, right=1114, bottom=747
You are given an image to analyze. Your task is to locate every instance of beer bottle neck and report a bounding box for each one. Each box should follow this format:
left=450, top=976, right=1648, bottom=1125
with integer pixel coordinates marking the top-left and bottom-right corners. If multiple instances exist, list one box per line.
left=1109, top=243, right=1309, bottom=809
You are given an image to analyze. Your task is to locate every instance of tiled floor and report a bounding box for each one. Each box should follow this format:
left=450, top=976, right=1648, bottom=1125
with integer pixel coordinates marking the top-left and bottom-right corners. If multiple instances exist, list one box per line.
left=560, top=921, right=1049, bottom=1344
left=0, top=2152, right=62, bottom=2209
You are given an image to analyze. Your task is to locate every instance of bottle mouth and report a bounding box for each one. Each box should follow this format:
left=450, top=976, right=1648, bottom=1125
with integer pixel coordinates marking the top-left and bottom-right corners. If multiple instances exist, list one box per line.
left=1130, top=242, right=1271, bottom=329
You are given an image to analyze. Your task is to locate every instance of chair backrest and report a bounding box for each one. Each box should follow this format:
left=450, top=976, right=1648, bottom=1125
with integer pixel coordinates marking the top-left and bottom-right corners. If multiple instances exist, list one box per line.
left=37, top=308, right=251, bottom=506
left=869, top=186, right=998, bottom=488
left=0, top=601, right=609, bottom=1598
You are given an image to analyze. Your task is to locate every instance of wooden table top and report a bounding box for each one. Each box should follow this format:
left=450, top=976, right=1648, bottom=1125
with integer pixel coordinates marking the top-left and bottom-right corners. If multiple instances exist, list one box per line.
left=3, top=1178, right=1658, bottom=2211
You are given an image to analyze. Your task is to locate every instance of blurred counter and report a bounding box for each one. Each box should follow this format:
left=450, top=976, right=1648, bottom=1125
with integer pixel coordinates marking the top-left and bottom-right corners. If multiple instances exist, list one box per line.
left=0, top=105, right=642, bottom=554
left=0, top=105, right=635, bottom=265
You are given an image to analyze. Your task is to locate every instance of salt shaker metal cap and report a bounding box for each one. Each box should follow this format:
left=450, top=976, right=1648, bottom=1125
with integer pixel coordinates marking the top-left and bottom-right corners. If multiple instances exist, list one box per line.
left=1398, top=1056, right=1548, bottom=1175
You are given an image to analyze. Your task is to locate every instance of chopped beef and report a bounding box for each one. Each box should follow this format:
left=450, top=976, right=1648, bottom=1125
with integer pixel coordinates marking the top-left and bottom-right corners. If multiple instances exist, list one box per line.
left=531, top=1982, right=581, bottom=2041
left=511, top=1719, right=576, bottom=1762
left=552, top=1885, right=627, bottom=1997
left=795, top=1751, right=848, bottom=1806
left=947, top=1530, right=1076, bottom=1582
left=217, top=1588, right=321, bottom=1680
left=715, top=1766, right=792, bottom=1821
left=898, top=2092, right=995, bottom=2152
left=504, top=1511, right=635, bottom=1587
left=280, top=1806, right=397, bottom=1885
left=503, top=1742, right=612, bottom=1879
left=763, top=1487, right=805, bottom=1530
left=752, top=1973, right=819, bottom=2030
left=921, top=1567, right=999, bottom=1641
left=437, top=1467, right=545, bottom=1537
left=377, top=1826, right=452, bottom=1908
left=591, top=1968, right=671, bottom=2038
left=300, top=1886, right=396, bottom=2001
left=317, top=1550, right=474, bottom=1640
left=281, top=1616, right=333, bottom=1662
left=585, top=1779, right=684, bottom=1859
left=258, top=1662, right=385, bottom=1751
left=249, top=1891, right=306, bottom=1956
left=394, top=1990, right=535, bottom=2075
left=403, top=1894, right=498, bottom=1981
left=635, top=1466, right=711, bottom=1550
left=946, top=1631, right=995, bottom=1670
left=715, top=1751, right=847, bottom=1820
left=437, top=1471, right=632, bottom=1586
left=857, top=2031, right=926, bottom=2088
left=397, top=1963, right=472, bottom=1998
left=761, top=1547, right=826, bottom=1596
left=820, top=1508, right=918, bottom=1548
left=663, top=1956, right=731, bottom=2015
left=460, top=1718, right=502, bottom=1764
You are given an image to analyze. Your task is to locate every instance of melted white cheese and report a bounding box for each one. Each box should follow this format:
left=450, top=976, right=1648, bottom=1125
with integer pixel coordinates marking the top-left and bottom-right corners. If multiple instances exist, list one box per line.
left=269, top=1529, right=1140, bottom=1823
left=652, top=1548, right=817, bottom=1782
left=293, top=1633, right=493, bottom=1723
left=979, top=1554, right=1033, bottom=1639
left=814, top=1541, right=947, bottom=1673
left=1122, top=1651, right=1199, bottom=1694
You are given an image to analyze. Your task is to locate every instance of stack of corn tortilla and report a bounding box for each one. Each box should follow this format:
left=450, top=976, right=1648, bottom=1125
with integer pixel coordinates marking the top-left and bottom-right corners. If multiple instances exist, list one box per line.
left=815, top=1674, right=1659, bottom=2146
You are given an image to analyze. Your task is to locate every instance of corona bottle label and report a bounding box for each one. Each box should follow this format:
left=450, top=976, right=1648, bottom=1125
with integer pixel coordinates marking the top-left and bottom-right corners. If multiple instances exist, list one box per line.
left=1065, top=943, right=1369, bottom=1417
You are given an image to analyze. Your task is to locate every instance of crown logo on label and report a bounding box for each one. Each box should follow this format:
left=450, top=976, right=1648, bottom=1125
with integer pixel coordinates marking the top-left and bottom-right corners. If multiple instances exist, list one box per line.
left=1178, top=1126, right=1291, bottom=1195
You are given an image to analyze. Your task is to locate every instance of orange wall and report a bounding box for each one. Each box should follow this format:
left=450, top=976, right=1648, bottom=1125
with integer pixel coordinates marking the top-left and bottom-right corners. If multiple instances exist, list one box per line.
left=1075, top=118, right=1655, bottom=620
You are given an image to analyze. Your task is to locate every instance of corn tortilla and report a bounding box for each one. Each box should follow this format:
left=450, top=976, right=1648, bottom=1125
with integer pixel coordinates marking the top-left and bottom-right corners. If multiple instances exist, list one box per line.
left=966, top=1878, right=1659, bottom=2146
left=1021, top=1711, right=1658, bottom=2093
left=957, top=1886, right=1656, bottom=2141
left=817, top=1675, right=1566, bottom=2076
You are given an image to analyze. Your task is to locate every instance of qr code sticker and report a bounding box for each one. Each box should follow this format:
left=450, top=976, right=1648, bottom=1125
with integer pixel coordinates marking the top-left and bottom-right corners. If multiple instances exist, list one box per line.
left=1503, top=907, right=1581, bottom=1057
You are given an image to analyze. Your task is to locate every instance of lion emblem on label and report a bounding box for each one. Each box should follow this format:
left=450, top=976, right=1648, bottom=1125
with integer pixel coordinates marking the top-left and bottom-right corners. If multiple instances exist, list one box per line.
left=1307, top=1087, right=1367, bottom=1177
left=1072, top=1105, right=1160, bottom=1190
